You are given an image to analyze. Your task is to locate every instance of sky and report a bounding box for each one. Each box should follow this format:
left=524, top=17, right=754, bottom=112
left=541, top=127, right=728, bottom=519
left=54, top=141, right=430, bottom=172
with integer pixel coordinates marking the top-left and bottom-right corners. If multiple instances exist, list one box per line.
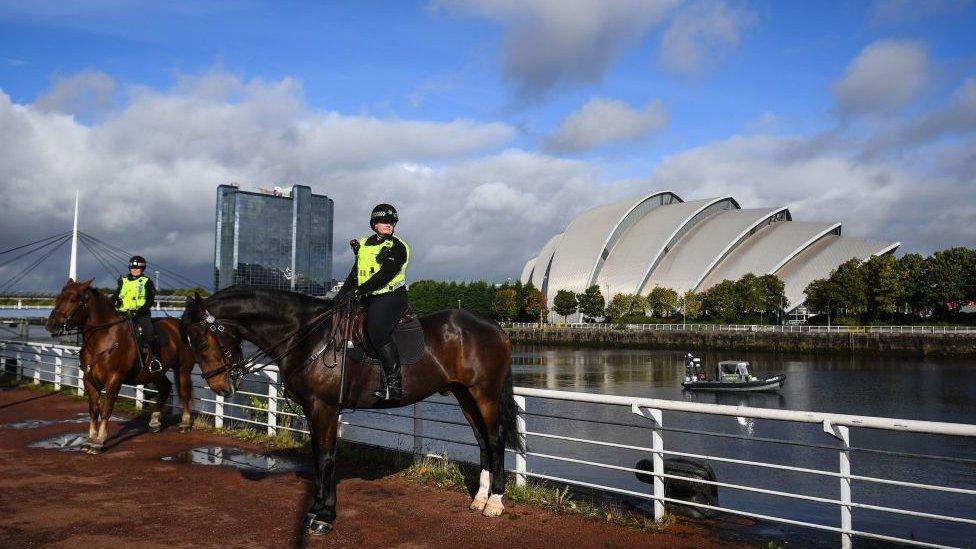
left=1, top=0, right=975, bottom=291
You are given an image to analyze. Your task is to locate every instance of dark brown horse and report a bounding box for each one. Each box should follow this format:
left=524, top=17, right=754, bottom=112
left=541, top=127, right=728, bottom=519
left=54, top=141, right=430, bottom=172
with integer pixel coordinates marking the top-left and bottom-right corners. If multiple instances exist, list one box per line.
left=45, top=279, right=196, bottom=453
left=181, top=287, right=522, bottom=535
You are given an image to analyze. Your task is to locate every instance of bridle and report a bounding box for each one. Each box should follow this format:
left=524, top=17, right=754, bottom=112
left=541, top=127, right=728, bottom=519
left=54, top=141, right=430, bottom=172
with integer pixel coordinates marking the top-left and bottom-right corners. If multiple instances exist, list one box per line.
left=52, top=290, right=92, bottom=336
left=184, top=310, right=246, bottom=381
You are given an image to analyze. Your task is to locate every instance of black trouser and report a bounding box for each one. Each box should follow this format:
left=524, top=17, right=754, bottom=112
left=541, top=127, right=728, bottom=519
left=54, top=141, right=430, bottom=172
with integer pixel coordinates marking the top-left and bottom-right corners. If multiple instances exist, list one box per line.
left=364, top=288, right=408, bottom=352
left=133, top=313, right=159, bottom=353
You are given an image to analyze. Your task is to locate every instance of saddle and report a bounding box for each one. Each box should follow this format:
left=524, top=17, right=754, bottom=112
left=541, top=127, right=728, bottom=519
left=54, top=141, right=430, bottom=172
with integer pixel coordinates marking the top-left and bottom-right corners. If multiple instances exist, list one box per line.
left=316, top=307, right=426, bottom=368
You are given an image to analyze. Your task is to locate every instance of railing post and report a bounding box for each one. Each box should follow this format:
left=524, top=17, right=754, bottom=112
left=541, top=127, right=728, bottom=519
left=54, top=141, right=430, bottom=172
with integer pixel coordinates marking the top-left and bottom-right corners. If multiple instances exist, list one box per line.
left=824, top=421, right=852, bottom=549
left=54, top=347, right=63, bottom=391
left=214, top=394, right=224, bottom=429
left=412, top=402, right=423, bottom=462
left=0, top=341, right=6, bottom=375
left=15, top=347, right=22, bottom=380
left=135, top=384, right=144, bottom=410
left=649, top=407, right=665, bottom=522
left=32, top=347, right=41, bottom=385
left=266, top=370, right=278, bottom=436
left=513, top=395, right=527, bottom=487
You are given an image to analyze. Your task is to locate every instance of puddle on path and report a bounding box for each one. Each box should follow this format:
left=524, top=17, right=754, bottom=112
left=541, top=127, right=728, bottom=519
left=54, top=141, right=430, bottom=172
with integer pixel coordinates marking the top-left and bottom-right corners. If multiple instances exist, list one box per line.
left=2, top=413, right=125, bottom=430
left=162, top=446, right=307, bottom=479
left=28, top=432, right=90, bottom=452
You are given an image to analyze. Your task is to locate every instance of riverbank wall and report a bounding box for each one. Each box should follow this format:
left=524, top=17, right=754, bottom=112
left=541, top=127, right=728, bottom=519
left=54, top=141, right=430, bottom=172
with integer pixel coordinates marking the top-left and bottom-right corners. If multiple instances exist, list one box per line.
left=506, top=326, right=976, bottom=356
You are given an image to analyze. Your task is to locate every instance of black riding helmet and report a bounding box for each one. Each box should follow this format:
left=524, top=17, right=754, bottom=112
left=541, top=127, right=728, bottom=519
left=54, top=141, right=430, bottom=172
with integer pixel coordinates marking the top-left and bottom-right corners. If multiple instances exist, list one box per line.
left=370, top=203, right=398, bottom=229
left=128, top=255, right=147, bottom=269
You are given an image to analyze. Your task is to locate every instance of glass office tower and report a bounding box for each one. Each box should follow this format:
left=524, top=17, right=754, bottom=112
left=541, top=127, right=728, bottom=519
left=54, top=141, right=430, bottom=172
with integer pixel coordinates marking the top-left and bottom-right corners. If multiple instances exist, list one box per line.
left=214, top=184, right=334, bottom=296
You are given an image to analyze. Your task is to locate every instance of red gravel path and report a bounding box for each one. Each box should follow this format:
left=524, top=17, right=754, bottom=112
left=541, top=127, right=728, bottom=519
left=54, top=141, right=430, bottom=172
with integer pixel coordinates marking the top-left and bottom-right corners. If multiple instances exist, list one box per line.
left=0, top=384, right=745, bottom=548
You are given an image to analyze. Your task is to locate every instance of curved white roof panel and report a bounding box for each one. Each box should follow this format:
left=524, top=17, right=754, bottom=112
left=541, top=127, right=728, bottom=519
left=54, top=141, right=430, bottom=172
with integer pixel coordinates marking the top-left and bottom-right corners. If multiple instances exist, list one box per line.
left=647, top=207, right=786, bottom=295
left=530, top=233, right=563, bottom=293
left=596, top=197, right=730, bottom=296
left=544, top=191, right=680, bottom=300
left=775, top=235, right=900, bottom=311
left=519, top=257, right=537, bottom=285
left=699, top=221, right=841, bottom=290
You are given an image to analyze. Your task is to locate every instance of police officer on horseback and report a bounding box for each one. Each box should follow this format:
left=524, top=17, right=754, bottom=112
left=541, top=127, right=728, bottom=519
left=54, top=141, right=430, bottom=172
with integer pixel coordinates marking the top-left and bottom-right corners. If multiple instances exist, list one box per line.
left=111, top=256, right=162, bottom=373
left=335, top=204, right=409, bottom=401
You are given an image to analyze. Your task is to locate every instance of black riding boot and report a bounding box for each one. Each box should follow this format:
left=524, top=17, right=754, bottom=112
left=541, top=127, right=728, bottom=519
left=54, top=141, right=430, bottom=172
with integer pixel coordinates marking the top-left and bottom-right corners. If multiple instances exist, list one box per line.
left=373, top=342, right=403, bottom=401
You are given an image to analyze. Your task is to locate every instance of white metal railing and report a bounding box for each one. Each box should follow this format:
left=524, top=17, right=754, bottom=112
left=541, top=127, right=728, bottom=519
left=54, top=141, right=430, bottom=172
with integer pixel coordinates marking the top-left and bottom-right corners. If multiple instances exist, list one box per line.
left=2, top=339, right=974, bottom=548
left=508, top=322, right=976, bottom=334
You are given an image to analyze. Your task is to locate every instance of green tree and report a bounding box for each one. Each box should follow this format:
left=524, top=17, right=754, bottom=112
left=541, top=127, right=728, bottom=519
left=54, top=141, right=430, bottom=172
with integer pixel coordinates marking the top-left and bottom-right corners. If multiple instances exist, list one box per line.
left=604, top=294, right=633, bottom=321
left=926, top=247, right=976, bottom=312
left=703, top=280, right=739, bottom=323
left=735, top=274, right=764, bottom=318
left=758, top=274, right=787, bottom=322
left=522, top=285, right=546, bottom=322
left=863, top=254, right=901, bottom=317
left=831, top=258, right=866, bottom=314
left=804, top=277, right=837, bottom=318
left=628, top=294, right=648, bottom=316
left=491, top=287, right=518, bottom=321
left=896, top=253, right=928, bottom=314
left=679, top=291, right=702, bottom=321
left=646, top=287, right=679, bottom=317
left=552, top=290, right=578, bottom=321
left=577, top=285, right=606, bottom=322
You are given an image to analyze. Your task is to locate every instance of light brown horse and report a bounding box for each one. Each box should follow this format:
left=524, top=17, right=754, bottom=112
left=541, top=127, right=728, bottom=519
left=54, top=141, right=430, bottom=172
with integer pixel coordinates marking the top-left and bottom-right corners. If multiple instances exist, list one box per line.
left=45, top=279, right=196, bottom=453
left=182, top=288, right=523, bottom=536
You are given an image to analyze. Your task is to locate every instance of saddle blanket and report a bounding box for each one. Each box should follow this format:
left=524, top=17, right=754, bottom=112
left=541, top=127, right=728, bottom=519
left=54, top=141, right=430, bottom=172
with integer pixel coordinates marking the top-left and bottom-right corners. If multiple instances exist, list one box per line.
left=347, top=315, right=426, bottom=366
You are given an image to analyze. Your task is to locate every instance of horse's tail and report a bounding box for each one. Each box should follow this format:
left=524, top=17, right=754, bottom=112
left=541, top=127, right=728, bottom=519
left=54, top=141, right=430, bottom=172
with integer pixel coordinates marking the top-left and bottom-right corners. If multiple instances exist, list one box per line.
left=498, top=368, right=526, bottom=453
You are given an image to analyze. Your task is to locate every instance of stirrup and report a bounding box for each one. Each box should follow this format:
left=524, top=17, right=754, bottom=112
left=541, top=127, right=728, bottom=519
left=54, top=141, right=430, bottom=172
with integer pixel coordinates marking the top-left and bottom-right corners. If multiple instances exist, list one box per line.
left=148, top=358, right=163, bottom=374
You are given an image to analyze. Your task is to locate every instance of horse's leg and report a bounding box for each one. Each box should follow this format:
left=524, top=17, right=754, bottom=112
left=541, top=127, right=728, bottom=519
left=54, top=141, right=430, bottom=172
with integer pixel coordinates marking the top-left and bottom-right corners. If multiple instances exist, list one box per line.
left=89, top=376, right=122, bottom=454
left=304, top=399, right=340, bottom=535
left=82, top=372, right=100, bottom=450
left=451, top=386, right=492, bottom=512
left=149, top=372, right=172, bottom=433
left=176, top=363, right=193, bottom=432
left=472, top=386, right=507, bottom=517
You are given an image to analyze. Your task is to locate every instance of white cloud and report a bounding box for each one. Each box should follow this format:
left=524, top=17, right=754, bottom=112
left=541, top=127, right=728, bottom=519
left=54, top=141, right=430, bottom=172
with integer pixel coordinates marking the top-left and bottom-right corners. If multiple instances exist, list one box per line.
left=0, top=72, right=602, bottom=290
left=33, top=70, right=117, bottom=117
left=544, top=97, right=668, bottom=153
left=432, top=0, right=678, bottom=100
left=832, top=39, right=928, bottom=115
left=658, top=0, right=755, bottom=74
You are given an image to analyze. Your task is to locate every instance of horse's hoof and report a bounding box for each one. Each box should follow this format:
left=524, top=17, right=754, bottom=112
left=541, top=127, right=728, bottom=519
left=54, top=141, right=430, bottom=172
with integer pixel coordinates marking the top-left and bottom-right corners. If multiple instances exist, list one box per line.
left=482, top=495, right=504, bottom=517
left=469, top=497, right=488, bottom=511
left=86, top=444, right=105, bottom=455
left=81, top=440, right=92, bottom=450
left=306, top=515, right=332, bottom=536
left=178, top=424, right=191, bottom=434
left=150, top=422, right=162, bottom=433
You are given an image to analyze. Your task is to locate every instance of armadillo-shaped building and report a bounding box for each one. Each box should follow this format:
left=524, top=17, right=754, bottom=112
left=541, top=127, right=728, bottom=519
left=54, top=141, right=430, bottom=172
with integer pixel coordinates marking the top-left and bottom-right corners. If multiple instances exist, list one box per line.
left=519, top=191, right=899, bottom=313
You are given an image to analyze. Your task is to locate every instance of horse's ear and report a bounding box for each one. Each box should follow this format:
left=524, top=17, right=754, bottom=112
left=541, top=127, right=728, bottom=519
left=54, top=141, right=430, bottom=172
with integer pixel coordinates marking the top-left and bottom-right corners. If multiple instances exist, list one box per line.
left=194, top=292, right=204, bottom=304
left=80, top=278, right=94, bottom=288
left=67, top=277, right=75, bottom=284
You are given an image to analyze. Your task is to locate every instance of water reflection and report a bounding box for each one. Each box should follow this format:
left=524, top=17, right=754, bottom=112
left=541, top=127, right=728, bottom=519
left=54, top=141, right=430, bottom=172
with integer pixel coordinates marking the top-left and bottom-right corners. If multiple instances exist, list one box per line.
left=161, top=446, right=307, bottom=479
left=1, top=413, right=124, bottom=430
left=28, top=432, right=89, bottom=451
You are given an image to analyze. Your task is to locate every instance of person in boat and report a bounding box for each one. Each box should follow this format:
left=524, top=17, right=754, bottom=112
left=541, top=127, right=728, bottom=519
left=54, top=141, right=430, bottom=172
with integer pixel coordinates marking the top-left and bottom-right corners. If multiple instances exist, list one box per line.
left=334, top=204, right=410, bottom=401
left=111, top=255, right=162, bottom=373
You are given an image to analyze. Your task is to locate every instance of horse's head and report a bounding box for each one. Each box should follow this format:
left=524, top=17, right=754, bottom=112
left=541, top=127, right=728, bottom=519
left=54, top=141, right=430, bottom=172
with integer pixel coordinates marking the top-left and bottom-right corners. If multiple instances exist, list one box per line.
left=46, top=278, right=94, bottom=336
left=182, top=292, right=244, bottom=397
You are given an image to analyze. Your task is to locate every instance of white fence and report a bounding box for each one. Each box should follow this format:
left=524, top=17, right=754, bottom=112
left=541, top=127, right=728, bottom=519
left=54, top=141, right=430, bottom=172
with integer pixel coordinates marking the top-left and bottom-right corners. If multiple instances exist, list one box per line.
left=509, top=322, right=976, bottom=334
left=2, top=339, right=975, bottom=548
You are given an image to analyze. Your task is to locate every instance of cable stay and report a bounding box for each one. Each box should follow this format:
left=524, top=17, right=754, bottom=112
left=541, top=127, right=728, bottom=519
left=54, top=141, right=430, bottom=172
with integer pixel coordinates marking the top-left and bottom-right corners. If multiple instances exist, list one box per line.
left=0, top=234, right=72, bottom=293
left=0, top=232, right=70, bottom=256
left=78, top=231, right=209, bottom=289
left=0, top=232, right=72, bottom=271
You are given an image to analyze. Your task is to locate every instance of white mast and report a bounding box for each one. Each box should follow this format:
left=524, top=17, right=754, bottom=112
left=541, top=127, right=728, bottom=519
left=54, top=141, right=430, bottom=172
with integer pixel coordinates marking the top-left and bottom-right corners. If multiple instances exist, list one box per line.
left=69, top=191, right=79, bottom=280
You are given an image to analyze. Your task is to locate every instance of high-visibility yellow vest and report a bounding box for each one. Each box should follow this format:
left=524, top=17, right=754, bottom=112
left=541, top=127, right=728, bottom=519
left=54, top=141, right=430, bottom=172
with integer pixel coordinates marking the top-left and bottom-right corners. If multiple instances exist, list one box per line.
left=117, top=275, right=150, bottom=312
left=356, top=236, right=409, bottom=295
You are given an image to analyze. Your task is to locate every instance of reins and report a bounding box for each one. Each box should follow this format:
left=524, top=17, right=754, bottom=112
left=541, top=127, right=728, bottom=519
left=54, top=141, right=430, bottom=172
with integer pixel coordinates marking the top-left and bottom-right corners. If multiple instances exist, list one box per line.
left=191, top=295, right=355, bottom=382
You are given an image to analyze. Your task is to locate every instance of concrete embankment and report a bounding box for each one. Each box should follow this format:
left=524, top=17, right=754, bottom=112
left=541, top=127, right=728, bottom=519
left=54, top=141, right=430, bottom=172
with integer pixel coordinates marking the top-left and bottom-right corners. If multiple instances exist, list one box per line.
left=506, top=326, right=976, bottom=357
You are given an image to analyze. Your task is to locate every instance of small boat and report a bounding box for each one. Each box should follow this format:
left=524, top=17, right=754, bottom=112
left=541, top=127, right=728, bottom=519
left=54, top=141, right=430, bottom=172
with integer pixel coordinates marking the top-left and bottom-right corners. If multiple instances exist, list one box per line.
left=681, top=354, right=785, bottom=392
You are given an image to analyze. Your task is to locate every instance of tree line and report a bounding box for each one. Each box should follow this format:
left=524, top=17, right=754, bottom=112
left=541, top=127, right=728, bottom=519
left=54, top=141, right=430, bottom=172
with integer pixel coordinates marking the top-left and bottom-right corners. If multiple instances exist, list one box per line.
left=803, top=248, right=976, bottom=323
left=407, top=280, right=545, bottom=322
left=551, top=273, right=788, bottom=324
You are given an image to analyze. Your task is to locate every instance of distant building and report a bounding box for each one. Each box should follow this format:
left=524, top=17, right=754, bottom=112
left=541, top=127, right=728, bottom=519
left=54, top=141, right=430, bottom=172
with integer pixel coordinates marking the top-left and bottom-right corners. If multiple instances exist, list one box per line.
left=214, top=184, right=334, bottom=296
